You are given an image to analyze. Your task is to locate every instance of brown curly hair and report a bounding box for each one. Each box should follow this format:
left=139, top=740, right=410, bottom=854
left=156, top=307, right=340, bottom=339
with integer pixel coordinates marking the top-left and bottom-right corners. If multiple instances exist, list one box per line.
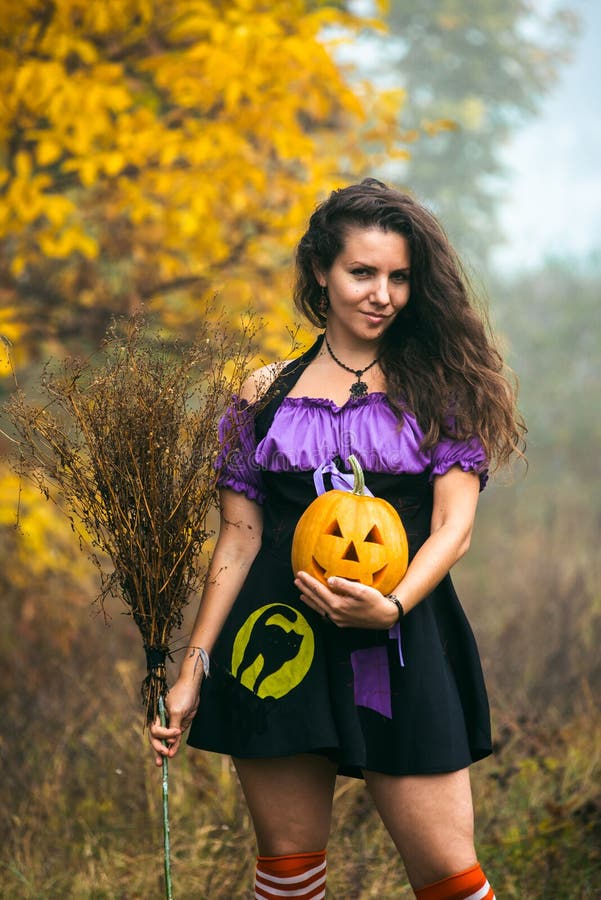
left=293, top=178, right=526, bottom=471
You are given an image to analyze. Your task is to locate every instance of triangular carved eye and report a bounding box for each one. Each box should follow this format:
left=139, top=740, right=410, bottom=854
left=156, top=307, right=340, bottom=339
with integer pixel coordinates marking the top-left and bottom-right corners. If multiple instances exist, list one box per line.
left=364, top=525, right=384, bottom=544
left=324, top=519, right=343, bottom=537
left=342, top=541, right=359, bottom=561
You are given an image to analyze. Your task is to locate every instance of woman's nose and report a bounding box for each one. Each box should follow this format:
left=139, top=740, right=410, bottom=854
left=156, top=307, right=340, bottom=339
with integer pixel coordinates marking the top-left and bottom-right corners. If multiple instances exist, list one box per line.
left=371, top=278, right=390, bottom=305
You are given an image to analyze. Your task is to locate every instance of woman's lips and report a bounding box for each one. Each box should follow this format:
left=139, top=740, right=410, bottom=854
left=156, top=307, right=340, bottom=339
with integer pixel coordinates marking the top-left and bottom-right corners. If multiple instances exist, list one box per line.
left=361, top=311, right=389, bottom=323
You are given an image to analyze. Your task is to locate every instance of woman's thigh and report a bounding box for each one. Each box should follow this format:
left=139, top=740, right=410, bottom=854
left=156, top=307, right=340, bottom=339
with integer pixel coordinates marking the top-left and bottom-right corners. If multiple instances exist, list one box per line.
left=363, top=767, right=477, bottom=890
left=233, top=753, right=338, bottom=856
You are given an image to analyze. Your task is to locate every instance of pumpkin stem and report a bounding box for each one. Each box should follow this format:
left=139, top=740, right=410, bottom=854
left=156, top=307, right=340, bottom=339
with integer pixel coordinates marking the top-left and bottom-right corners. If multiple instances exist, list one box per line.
left=348, top=454, right=366, bottom=495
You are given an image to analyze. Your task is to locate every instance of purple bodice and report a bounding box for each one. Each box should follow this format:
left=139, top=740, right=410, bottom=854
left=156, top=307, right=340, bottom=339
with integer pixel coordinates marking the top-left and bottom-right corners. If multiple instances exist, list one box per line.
left=217, top=392, right=488, bottom=505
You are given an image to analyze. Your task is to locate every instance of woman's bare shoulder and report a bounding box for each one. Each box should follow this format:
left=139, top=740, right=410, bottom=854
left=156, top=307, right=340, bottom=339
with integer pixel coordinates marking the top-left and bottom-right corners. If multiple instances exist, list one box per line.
left=239, top=361, right=288, bottom=404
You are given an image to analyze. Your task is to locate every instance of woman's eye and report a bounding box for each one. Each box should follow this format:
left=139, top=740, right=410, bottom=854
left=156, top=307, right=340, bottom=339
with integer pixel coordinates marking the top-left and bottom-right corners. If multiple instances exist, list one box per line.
left=351, top=268, right=370, bottom=277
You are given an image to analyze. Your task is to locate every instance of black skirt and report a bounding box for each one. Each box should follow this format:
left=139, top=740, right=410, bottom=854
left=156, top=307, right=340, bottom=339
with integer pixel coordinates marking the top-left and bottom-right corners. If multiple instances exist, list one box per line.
left=188, top=470, right=492, bottom=778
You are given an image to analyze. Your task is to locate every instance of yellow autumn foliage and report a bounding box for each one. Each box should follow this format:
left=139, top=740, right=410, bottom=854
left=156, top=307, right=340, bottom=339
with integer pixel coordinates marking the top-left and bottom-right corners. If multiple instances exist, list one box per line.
left=0, top=0, right=409, bottom=367
left=0, top=465, right=96, bottom=584
left=0, top=0, right=413, bottom=582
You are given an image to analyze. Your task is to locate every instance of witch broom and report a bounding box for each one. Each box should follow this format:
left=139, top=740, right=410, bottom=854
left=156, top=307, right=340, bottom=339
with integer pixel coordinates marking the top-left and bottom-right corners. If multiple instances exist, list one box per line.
left=6, top=314, right=256, bottom=898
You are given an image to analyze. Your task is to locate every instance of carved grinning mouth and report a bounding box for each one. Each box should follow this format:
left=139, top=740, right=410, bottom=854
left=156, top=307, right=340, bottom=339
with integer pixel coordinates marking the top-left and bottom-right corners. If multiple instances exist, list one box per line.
left=312, top=557, right=326, bottom=578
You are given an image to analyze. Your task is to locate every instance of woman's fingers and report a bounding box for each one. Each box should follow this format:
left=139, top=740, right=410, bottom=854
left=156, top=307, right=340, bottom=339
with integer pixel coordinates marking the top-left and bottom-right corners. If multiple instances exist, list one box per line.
left=295, top=571, right=392, bottom=629
left=148, top=690, right=201, bottom=765
left=148, top=717, right=183, bottom=766
left=294, top=571, right=362, bottom=619
left=294, top=571, right=330, bottom=616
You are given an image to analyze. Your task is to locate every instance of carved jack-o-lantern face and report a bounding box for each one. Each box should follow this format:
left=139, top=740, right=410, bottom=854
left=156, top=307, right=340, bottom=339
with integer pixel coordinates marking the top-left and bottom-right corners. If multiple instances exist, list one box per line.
left=291, top=456, right=408, bottom=595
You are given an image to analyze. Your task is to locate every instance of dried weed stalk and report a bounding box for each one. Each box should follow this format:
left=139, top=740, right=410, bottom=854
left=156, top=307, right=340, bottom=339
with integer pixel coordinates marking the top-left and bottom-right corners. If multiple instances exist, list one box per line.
left=6, top=312, right=257, bottom=723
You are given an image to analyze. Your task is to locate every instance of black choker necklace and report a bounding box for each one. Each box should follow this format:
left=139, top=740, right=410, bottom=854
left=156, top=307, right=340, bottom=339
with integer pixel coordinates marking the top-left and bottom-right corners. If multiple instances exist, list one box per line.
left=325, top=335, right=379, bottom=398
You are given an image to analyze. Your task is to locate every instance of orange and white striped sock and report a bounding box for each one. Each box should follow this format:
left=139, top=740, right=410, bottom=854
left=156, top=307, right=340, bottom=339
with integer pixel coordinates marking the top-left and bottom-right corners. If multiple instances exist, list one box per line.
left=255, top=850, right=327, bottom=900
left=415, top=862, right=495, bottom=900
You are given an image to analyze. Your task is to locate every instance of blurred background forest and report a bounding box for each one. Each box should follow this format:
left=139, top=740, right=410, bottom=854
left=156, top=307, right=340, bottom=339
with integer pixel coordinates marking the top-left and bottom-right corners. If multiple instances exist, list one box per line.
left=1, top=0, right=599, bottom=897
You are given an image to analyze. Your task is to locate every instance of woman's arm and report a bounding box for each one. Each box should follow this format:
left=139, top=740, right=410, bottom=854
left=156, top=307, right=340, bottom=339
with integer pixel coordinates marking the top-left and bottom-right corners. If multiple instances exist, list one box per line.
left=182, top=488, right=264, bottom=655
left=149, top=361, right=290, bottom=763
left=389, top=466, right=480, bottom=615
left=149, top=487, right=263, bottom=764
left=295, top=467, right=480, bottom=628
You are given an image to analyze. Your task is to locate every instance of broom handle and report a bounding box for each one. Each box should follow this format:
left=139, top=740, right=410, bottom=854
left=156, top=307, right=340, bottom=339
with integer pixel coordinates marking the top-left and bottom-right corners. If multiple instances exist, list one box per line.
left=158, top=694, right=174, bottom=899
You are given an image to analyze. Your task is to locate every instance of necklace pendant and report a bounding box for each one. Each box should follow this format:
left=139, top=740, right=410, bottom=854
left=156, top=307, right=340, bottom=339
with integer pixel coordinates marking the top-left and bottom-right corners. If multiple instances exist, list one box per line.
left=323, top=335, right=379, bottom=399
left=350, top=379, right=368, bottom=398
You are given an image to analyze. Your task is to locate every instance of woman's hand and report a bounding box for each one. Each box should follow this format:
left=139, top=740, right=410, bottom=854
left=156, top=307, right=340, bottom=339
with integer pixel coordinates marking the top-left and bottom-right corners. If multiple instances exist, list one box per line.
left=148, top=677, right=202, bottom=767
left=294, top=571, right=398, bottom=629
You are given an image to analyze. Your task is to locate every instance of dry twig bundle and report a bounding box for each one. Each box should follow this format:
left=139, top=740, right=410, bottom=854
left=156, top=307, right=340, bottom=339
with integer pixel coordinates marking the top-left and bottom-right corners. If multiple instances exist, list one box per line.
left=6, top=312, right=256, bottom=723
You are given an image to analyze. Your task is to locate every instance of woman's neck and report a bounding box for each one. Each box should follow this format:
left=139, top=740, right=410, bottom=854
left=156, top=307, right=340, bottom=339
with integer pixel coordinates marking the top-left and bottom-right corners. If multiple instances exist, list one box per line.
left=323, top=327, right=381, bottom=370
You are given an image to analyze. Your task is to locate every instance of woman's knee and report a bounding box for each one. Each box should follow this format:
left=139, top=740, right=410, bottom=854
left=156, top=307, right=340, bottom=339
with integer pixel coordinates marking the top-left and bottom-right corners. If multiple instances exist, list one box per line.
left=363, top=768, right=477, bottom=887
left=233, top=753, right=337, bottom=855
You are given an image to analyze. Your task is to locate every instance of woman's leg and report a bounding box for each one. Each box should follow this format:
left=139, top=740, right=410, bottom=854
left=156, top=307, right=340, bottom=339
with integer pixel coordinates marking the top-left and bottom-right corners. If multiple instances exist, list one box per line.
left=234, top=753, right=336, bottom=900
left=363, top=767, right=486, bottom=892
left=233, top=753, right=337, bottom=855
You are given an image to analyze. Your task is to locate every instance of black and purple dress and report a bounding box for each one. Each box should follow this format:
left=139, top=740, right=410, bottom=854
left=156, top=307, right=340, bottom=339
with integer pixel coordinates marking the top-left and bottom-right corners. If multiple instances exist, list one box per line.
left=188, top=340, right=492, bottom=778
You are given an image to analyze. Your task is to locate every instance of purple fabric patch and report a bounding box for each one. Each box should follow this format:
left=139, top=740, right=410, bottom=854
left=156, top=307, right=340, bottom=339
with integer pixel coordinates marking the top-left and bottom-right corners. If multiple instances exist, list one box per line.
left=350, top=646, right=392, bottom=719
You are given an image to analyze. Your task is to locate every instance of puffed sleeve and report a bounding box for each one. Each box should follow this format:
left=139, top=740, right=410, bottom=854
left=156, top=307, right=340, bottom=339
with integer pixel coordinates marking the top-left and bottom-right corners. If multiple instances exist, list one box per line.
left=430, top=432, right=489, bottom=491
left=215, top=397, right=266, bottom=504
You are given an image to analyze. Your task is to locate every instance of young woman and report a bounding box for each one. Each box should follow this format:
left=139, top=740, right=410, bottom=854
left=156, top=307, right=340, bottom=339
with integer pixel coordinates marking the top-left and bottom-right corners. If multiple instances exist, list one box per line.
left=150, top=179, right=525, bottom=899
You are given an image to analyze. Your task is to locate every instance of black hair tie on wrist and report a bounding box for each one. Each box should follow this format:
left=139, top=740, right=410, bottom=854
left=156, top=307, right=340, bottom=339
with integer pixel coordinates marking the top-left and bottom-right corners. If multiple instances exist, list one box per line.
left=385, top=594, right=404, bottom=622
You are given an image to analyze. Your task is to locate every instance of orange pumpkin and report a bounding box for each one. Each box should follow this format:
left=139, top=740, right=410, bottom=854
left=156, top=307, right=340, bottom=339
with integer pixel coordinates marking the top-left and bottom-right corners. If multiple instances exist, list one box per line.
left=291, top=455, right=408, bottom=594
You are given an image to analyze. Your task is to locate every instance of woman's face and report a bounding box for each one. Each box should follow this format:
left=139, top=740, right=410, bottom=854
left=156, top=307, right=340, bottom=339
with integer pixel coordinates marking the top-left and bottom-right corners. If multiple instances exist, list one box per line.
left=316, top=226, right=411, bottom=344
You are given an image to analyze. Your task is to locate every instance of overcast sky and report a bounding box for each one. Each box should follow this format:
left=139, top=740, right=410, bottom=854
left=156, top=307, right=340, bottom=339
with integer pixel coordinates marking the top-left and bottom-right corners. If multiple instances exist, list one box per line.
left=493, top=0, right=601, bottom=271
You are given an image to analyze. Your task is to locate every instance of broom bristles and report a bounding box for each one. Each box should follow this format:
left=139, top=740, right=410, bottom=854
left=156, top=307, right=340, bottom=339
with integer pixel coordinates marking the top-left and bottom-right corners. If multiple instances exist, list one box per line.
left=6, top=311, right=260, bottom=722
